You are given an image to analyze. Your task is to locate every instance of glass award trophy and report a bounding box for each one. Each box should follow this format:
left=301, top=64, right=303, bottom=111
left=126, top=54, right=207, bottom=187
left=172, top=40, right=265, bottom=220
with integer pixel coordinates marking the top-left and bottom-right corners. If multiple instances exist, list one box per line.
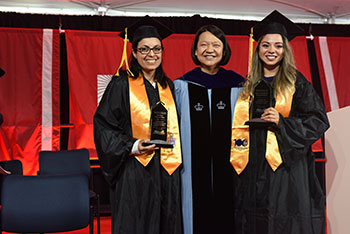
left=142, top=101, right=174, bottom=148
left=245, top=80, right=275, bottom=127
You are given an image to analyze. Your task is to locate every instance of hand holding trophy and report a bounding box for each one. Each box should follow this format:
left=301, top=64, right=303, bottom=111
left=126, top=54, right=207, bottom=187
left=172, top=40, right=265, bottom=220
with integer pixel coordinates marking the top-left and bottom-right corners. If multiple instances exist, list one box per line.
left=245, top=80, right=276, bottom=127
left=142, top=101, right=174, bottom=148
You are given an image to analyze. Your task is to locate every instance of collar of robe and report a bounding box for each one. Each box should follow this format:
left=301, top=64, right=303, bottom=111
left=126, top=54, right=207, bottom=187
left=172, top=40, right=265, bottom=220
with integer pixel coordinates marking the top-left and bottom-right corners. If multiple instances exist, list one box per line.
left=129, top=74, right=182, bottom=175
left=230, top=87, right=294, bottom=175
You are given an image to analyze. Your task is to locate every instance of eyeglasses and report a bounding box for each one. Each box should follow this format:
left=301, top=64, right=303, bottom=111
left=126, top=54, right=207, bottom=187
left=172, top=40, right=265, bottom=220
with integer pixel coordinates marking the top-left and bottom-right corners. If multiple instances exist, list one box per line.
left=136, top=46, right=162, bottom=55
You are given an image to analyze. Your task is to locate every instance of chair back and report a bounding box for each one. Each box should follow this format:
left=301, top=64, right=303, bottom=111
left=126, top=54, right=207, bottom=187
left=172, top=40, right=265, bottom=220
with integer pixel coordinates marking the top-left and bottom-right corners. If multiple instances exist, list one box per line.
left=39, top=148, right=90, bottom=178
left=0, top=160, right=23, bottom=175
left=0, top=160, right=23, bottom=202
left=0, top=174, right=90, bottom=233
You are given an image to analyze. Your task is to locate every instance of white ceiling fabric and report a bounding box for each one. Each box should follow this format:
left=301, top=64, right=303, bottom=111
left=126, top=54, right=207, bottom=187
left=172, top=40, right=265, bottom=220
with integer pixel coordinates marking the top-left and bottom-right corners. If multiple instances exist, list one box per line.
left=1, top=0, right=350, bottom=24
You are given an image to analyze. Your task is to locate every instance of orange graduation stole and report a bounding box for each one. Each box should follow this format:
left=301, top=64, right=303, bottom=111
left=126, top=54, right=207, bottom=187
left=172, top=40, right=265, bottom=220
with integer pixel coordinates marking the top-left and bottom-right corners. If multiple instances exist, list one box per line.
left=129, top=75, right=182, bottom=175
left=230, top=88, right=294, bottom=175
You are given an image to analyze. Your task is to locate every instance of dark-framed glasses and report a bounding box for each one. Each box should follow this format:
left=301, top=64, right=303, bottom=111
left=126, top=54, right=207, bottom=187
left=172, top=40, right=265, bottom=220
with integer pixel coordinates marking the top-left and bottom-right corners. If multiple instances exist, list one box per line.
left=136, top=46, right=162, bottom=55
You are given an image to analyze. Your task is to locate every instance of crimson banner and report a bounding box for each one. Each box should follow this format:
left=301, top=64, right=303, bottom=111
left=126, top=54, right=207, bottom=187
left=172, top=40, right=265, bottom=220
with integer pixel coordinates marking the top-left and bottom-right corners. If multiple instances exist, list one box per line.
left=65, top=30, right=125, bottom=159
left=314, top=37, right=350, bottom=112
left=0, top=28, right=60, bottom=175
left=290, top=37, right=312, bottom=83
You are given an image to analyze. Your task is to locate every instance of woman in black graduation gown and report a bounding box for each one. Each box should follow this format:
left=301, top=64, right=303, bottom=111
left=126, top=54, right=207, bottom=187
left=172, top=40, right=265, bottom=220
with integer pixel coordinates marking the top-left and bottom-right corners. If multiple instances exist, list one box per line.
left=230, top=11, right=330, bottom=234
left=94, top=17, right=183, bottom=234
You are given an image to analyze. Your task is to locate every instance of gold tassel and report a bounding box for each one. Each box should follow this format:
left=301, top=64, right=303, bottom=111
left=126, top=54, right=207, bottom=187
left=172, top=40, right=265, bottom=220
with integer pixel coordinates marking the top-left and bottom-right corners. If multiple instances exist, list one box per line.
left=248, top=27, right=254, bottom=76
left=116, top=28, right=134, bottom=77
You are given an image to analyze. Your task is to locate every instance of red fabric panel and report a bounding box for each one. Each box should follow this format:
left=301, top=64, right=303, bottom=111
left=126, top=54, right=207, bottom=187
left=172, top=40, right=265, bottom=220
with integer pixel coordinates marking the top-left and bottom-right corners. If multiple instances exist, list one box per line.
left=225, top=35, right=250, bottom=76
left=314, top=37, right=350, bottom=112
left=162, top=34, right=196, bottom=80
left=51, top=31, right=61, bottom=151
left=312, top=139, right=323, bottom=152
left=65, top=30, right=126, bottom=159
left=290, top=36, right=312, bottom=83
left=314, top=37, right=331, bottom=112
left=0, top=28, right=60, bottom=175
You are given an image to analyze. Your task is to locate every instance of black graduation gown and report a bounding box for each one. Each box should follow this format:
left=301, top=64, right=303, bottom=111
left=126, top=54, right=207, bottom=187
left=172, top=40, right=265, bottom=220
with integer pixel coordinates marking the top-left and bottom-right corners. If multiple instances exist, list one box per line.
left=233, top=72, right=330, bottom=234
left=94, top=75, right=183, bottom=234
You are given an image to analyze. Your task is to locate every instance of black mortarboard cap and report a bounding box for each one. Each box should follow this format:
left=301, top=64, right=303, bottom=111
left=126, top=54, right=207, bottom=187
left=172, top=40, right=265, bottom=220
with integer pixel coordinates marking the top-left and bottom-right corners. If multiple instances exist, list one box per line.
left=118, top=15, right=173, bottom=46
left=0, top=68, right=5, bottom=77
left=252, top=10, right=305, bottom=41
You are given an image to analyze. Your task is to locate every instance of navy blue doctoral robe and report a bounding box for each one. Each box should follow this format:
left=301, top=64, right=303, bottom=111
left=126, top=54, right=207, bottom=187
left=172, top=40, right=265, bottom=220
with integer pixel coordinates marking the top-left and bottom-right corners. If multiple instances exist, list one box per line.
left=174, top=67, right=244, bottom=234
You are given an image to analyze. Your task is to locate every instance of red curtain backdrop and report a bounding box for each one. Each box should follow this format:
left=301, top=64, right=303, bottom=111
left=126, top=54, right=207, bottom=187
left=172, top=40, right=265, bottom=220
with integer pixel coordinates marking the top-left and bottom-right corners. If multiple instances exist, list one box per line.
left=314, top=36, right=350, bottom=112
left=65, top=30, right=125, bottom=159
left=0, top=28, right=60, bottom=175
left=290, top=37, right=312, bottom=83
left=162, top=34, right=196, bottom=79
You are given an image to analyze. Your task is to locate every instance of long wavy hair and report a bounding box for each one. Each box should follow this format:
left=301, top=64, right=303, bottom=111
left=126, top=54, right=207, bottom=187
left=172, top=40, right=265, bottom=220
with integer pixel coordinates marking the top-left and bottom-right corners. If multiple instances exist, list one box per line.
left=118, top=38, right=168, bottom=89
left=242, top=34, right=296, bottom=101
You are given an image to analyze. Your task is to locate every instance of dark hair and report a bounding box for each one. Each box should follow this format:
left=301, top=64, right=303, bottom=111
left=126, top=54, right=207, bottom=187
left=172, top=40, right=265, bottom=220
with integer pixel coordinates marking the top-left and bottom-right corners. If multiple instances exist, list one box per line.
left=191, top=25, right=231, bottom=66
left=122, top=39, right=168, bottom=88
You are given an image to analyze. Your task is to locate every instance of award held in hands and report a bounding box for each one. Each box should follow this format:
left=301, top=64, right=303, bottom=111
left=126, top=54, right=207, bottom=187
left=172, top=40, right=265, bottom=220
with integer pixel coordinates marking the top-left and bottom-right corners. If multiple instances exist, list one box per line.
left=142, top=101, right=174, bottom=148
left=245, top=80, right=275, bottom=127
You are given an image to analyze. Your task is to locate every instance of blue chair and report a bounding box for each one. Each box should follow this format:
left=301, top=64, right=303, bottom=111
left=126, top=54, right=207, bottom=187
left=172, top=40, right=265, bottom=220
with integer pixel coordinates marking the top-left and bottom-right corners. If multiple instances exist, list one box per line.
left=0, top=160, right=23, bottom=204
left=0, top=160, right=23, bottom=175
left=0, top=174, right=90, bottom=233
left=38, top=148, right=100, bottom=234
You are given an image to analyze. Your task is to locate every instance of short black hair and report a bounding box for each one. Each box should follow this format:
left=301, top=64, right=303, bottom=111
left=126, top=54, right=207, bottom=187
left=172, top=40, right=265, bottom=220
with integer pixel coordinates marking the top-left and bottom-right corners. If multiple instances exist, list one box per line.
left=191, top=25, right=231, bottom=66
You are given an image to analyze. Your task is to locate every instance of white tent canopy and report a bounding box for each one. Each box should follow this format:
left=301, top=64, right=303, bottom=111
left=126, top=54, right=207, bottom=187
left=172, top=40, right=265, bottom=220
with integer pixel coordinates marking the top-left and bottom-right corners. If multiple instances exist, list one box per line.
left=1, top=0, right=350, bottom=24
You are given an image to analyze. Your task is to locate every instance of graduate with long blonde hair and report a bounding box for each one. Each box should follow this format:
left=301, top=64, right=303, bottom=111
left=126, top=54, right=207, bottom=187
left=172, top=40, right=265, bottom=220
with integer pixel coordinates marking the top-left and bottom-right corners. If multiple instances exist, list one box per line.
left=230, top=11, right=330, bottom=234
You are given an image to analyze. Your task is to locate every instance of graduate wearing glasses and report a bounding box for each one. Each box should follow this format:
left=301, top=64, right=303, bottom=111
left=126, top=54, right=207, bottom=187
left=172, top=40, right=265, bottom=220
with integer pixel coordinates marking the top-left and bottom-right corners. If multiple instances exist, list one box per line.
left=94, top=16, right=182, bottom=234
